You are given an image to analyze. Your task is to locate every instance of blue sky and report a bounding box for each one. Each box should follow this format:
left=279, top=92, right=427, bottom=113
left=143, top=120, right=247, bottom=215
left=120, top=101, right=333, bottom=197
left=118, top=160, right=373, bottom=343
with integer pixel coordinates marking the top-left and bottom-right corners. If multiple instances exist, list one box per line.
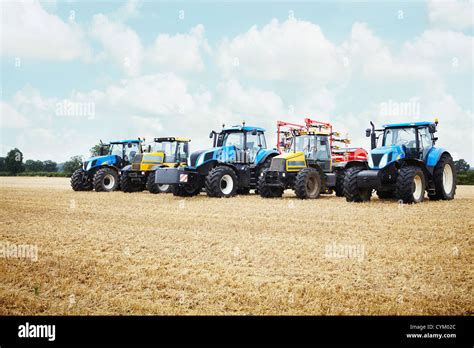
left=1, top=0, right=473, bottom=163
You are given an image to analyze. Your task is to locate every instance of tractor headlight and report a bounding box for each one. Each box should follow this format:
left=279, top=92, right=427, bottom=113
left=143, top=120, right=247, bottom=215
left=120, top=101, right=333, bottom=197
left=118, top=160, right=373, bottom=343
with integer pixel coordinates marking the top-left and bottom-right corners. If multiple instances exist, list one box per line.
left=141, top=171, right=145, bottom=175
left=367, top=155, right=374, bottom=169
left=86, top=161, right=92, bottom=171
left=379, top=154, right=388, bottom=169
left=196, top=154, right=204, bottom=167
left=282, top=172, right=286, bottom=177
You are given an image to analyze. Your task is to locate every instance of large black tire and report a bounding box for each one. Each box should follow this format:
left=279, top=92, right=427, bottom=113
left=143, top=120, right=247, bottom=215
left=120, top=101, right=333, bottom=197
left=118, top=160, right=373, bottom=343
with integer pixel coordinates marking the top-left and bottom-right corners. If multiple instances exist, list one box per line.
left=93, top=167, right=119, bottom=192
left=294, top=168, right=322, bottom=199
left=429, top=153, right=456, bottom=201
left=70, top=169, right=92, bottom=191
left=395, top=166, right=426, bottom=204
left=254, top=156, right=274, bottom=194
left=343, top=167, right=372, bottom=202
left=377, top=190, right=395, bottom=199
left=171, top=183, right=201, bottom=197
left=146, top=171, right=160, bottom=194
left=120, top=171, right=144, bottom=193
left=335, top=170, right=345, bottom=197
left=205, top=166, right=238, bottom=198
left=258, top=169, right=284, bottom=198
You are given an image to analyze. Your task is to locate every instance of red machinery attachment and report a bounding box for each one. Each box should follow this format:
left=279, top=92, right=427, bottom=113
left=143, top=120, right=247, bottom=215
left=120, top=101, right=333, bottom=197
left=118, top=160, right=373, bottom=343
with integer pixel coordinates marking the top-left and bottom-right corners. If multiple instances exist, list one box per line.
left=276, top=117, right=368, bottom=163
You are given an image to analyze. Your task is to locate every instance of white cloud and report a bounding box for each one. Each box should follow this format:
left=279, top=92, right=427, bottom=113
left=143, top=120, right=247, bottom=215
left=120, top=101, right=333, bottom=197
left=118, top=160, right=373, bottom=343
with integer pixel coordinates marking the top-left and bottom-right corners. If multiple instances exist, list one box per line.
left=216, top=19, right=345, bottom=84
left=428, top=0, right=474, bottom=30
left=90, top=13, right=144, bottom=76
left=147, top=25, right=210, bottom=72
left=1, top=0, right=90, bottom=60
left=0, top=102, right=30, bottom=129
left=111, top=0, right=143, bottom=22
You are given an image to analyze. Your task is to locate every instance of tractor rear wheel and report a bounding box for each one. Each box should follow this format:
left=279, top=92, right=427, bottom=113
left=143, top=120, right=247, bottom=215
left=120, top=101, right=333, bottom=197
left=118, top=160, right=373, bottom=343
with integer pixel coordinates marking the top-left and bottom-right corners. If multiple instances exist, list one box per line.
left=258, top=169, right=283, bottom=198
left=172, top=183, right=201, bottom=197
left=395, top=166, right=425, bottom=203
left=205, top=166, right=238, bottom=198
left=429, top=153, right=456, bottom=201
left=294, top=168, right=321, bottom=199
left=343, top=167, right=372, bottom=202
left=93, top=167, right=119, bottom=192
left=120, top=171, right=144, bottom=193
left=70, top=169, right=93, bottom=191
left=335, top=170, right=345, bottom=197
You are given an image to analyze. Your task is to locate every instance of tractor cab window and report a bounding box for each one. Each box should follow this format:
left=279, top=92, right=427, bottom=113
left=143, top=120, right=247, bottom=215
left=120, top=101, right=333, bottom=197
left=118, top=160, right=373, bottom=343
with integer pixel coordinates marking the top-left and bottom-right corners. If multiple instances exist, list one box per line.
left=258, top=133, right=267, bottom=149
left=223, top=132, right=244, bottom=149
left=315, top=136, right=330, bottom=161
left=246, top=132, right=262, bottom=162
left=418, top=127, right=432, bottom=159
left=156, top=141, right=178, bottom=162
left=176, top=142, right=188, bottom=162
left=383, top=128, right=417, bottom=148
left=293, top=135, right=312, bottom=155
left=108, top=144, right=123, bottom=158
left=124, top=142, right=140, bottom=162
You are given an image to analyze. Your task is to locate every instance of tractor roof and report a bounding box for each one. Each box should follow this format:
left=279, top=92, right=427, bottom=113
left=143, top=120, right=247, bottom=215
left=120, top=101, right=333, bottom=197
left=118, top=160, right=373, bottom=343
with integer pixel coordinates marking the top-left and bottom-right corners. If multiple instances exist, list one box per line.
left=383, top=121, right=435, bottom=128
left=154, top=137, right=191, bottom=143
left=223, top=125, right=266, bottom=132
left=109, top=139, right=142, bottom=144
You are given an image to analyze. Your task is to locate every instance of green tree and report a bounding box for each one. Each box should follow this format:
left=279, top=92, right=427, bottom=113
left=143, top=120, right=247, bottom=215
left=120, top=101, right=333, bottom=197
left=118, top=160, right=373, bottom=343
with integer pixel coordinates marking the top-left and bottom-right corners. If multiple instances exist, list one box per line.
left=5, top=148, right=24, bottom=175
left=43, top=160, right=58, bottom=172
left=90, top=143, right=108, bottom=157
left=25, top=159, right=44, bottom=172
left=63, top=155, right=83, bottom=175
left=454, top=159, right=470, bottom=173
left=0, top=157, right=5, bottom=171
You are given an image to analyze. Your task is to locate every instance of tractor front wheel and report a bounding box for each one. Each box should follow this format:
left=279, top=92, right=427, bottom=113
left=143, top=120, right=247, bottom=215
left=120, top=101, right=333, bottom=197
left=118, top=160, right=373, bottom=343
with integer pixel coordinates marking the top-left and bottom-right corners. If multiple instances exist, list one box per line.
left=205, top=166, right=238, bottom=198
left=395, top=166, right=426, bottom=203
left=70, top=169, right=93, bottom=191
left=335, top=170, right=345, bottom=197
left=93, top=168, right=119, bottom=192
left=429, top=153, right=456, bottom=200
left=258, top=169, right=283, bottom=198
left=294, top=168, right=321, bottom=199
left=146, top=171, right=173, bottom=194
left=343, top=167, right=372, bottom=202
left=120, top=171, right=144, bottom=193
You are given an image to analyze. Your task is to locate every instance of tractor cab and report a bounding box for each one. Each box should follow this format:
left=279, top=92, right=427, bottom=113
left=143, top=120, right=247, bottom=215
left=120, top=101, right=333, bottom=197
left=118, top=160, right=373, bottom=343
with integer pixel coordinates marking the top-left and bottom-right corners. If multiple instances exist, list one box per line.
left=290, top=130, right=332, bottom=171
left=107, top=140, right=142, bottom=166
left=366, top=121, right=438, bottom=170
left=151, top=137, right=190, bottom=164
left=207, top=124, right=268, bottom=165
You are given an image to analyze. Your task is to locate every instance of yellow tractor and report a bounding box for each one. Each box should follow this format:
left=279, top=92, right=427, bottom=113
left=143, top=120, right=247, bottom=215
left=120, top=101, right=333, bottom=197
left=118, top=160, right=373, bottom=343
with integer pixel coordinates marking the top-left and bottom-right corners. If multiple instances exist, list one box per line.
left=120, top=137, right=191, bottom=193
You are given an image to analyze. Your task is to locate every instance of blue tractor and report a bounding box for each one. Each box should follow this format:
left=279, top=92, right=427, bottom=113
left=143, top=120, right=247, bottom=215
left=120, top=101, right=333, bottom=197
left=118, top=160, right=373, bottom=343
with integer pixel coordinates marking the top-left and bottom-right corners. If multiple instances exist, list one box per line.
left=71, top=139, right=143, bottom=192
left=343, top=119, right=456, bottom=203
left=154, top=123, right=279, bottom=197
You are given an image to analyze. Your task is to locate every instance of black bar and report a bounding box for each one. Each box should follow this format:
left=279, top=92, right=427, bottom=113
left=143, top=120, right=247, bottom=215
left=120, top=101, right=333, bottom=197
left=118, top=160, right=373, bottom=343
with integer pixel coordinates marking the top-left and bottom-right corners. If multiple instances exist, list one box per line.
left=0, top=316, right=471, bottom=346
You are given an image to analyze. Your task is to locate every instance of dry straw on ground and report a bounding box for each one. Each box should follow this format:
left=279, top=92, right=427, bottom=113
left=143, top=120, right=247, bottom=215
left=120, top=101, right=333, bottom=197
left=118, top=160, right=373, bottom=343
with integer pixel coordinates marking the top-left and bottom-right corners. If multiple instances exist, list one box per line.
left=0, top=177, right=472, bottom=315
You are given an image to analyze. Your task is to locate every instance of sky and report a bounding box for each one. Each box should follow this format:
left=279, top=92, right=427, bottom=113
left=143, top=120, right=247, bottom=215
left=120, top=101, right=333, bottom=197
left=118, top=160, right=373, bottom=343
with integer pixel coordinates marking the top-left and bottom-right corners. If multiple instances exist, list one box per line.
left=1, top=0, right=473, bottom=164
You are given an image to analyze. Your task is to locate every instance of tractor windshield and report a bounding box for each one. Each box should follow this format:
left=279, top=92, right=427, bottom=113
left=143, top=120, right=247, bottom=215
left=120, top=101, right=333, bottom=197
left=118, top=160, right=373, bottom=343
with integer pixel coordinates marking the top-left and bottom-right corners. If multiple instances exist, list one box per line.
left=108, top=144, right=123, bottom=157
left=293, top=135, right=312, bottom=154
left=383, top=127, right=417, bottom=149
left=155, top=141, right=178, bottom=160
left=223, top=132, right=245, bottom=150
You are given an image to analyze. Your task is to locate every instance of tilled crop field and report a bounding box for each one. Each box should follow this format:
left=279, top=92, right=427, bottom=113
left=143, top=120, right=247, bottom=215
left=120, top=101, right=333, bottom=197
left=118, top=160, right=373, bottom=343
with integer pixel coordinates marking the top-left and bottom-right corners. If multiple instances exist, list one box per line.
left=0, top=177, right=472, bottom=315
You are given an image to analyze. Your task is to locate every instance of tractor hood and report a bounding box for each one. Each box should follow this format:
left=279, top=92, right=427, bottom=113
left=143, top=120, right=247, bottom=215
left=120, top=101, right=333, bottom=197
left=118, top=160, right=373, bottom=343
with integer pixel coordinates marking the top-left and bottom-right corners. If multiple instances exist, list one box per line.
left=191, top=145, right=238, bottom=168
left=83, top=154, right=120, bottom=171
left=276, top=152, right=304, bottom=160
left=368, top=145, right=405, bottom=169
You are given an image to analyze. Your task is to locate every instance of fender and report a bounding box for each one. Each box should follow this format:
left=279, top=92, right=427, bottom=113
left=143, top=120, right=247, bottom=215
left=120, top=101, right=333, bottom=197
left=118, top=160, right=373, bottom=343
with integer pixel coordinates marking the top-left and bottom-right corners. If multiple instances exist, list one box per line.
left=121, top=164, right=132, bottom=172
left=344, top=160, right=368, bottom=170
left=402, top=158, right=432, bottom=183
left=426, top=148, right=449, bottom=174
left=256, top=149, right=279, bottom=166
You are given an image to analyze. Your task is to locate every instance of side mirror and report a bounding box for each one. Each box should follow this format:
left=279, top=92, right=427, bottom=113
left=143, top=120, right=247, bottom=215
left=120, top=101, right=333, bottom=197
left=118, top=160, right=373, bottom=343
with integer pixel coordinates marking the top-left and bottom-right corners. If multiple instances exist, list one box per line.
left=366, top=129, right=371, bottom=137
left=209, top=131, right=214, bottom=139
left=147, top=145, right=151, bottom=152
left=428, top=124, right=436, bottom=133
left=251, top=129, right=258, bottom=136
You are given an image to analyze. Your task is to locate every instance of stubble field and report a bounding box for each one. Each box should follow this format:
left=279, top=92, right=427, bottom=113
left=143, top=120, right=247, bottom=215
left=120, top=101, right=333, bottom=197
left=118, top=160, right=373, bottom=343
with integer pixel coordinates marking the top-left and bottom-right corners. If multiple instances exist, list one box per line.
left=0, top=177, right=472, bottom=315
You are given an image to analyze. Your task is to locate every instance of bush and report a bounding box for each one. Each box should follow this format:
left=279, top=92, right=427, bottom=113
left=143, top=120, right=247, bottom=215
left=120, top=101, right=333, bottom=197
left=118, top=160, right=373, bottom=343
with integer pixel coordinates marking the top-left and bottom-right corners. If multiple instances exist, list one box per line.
left=457, top=170, right=474, bottom=185
left=16, top=172, right=70, bottom=177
